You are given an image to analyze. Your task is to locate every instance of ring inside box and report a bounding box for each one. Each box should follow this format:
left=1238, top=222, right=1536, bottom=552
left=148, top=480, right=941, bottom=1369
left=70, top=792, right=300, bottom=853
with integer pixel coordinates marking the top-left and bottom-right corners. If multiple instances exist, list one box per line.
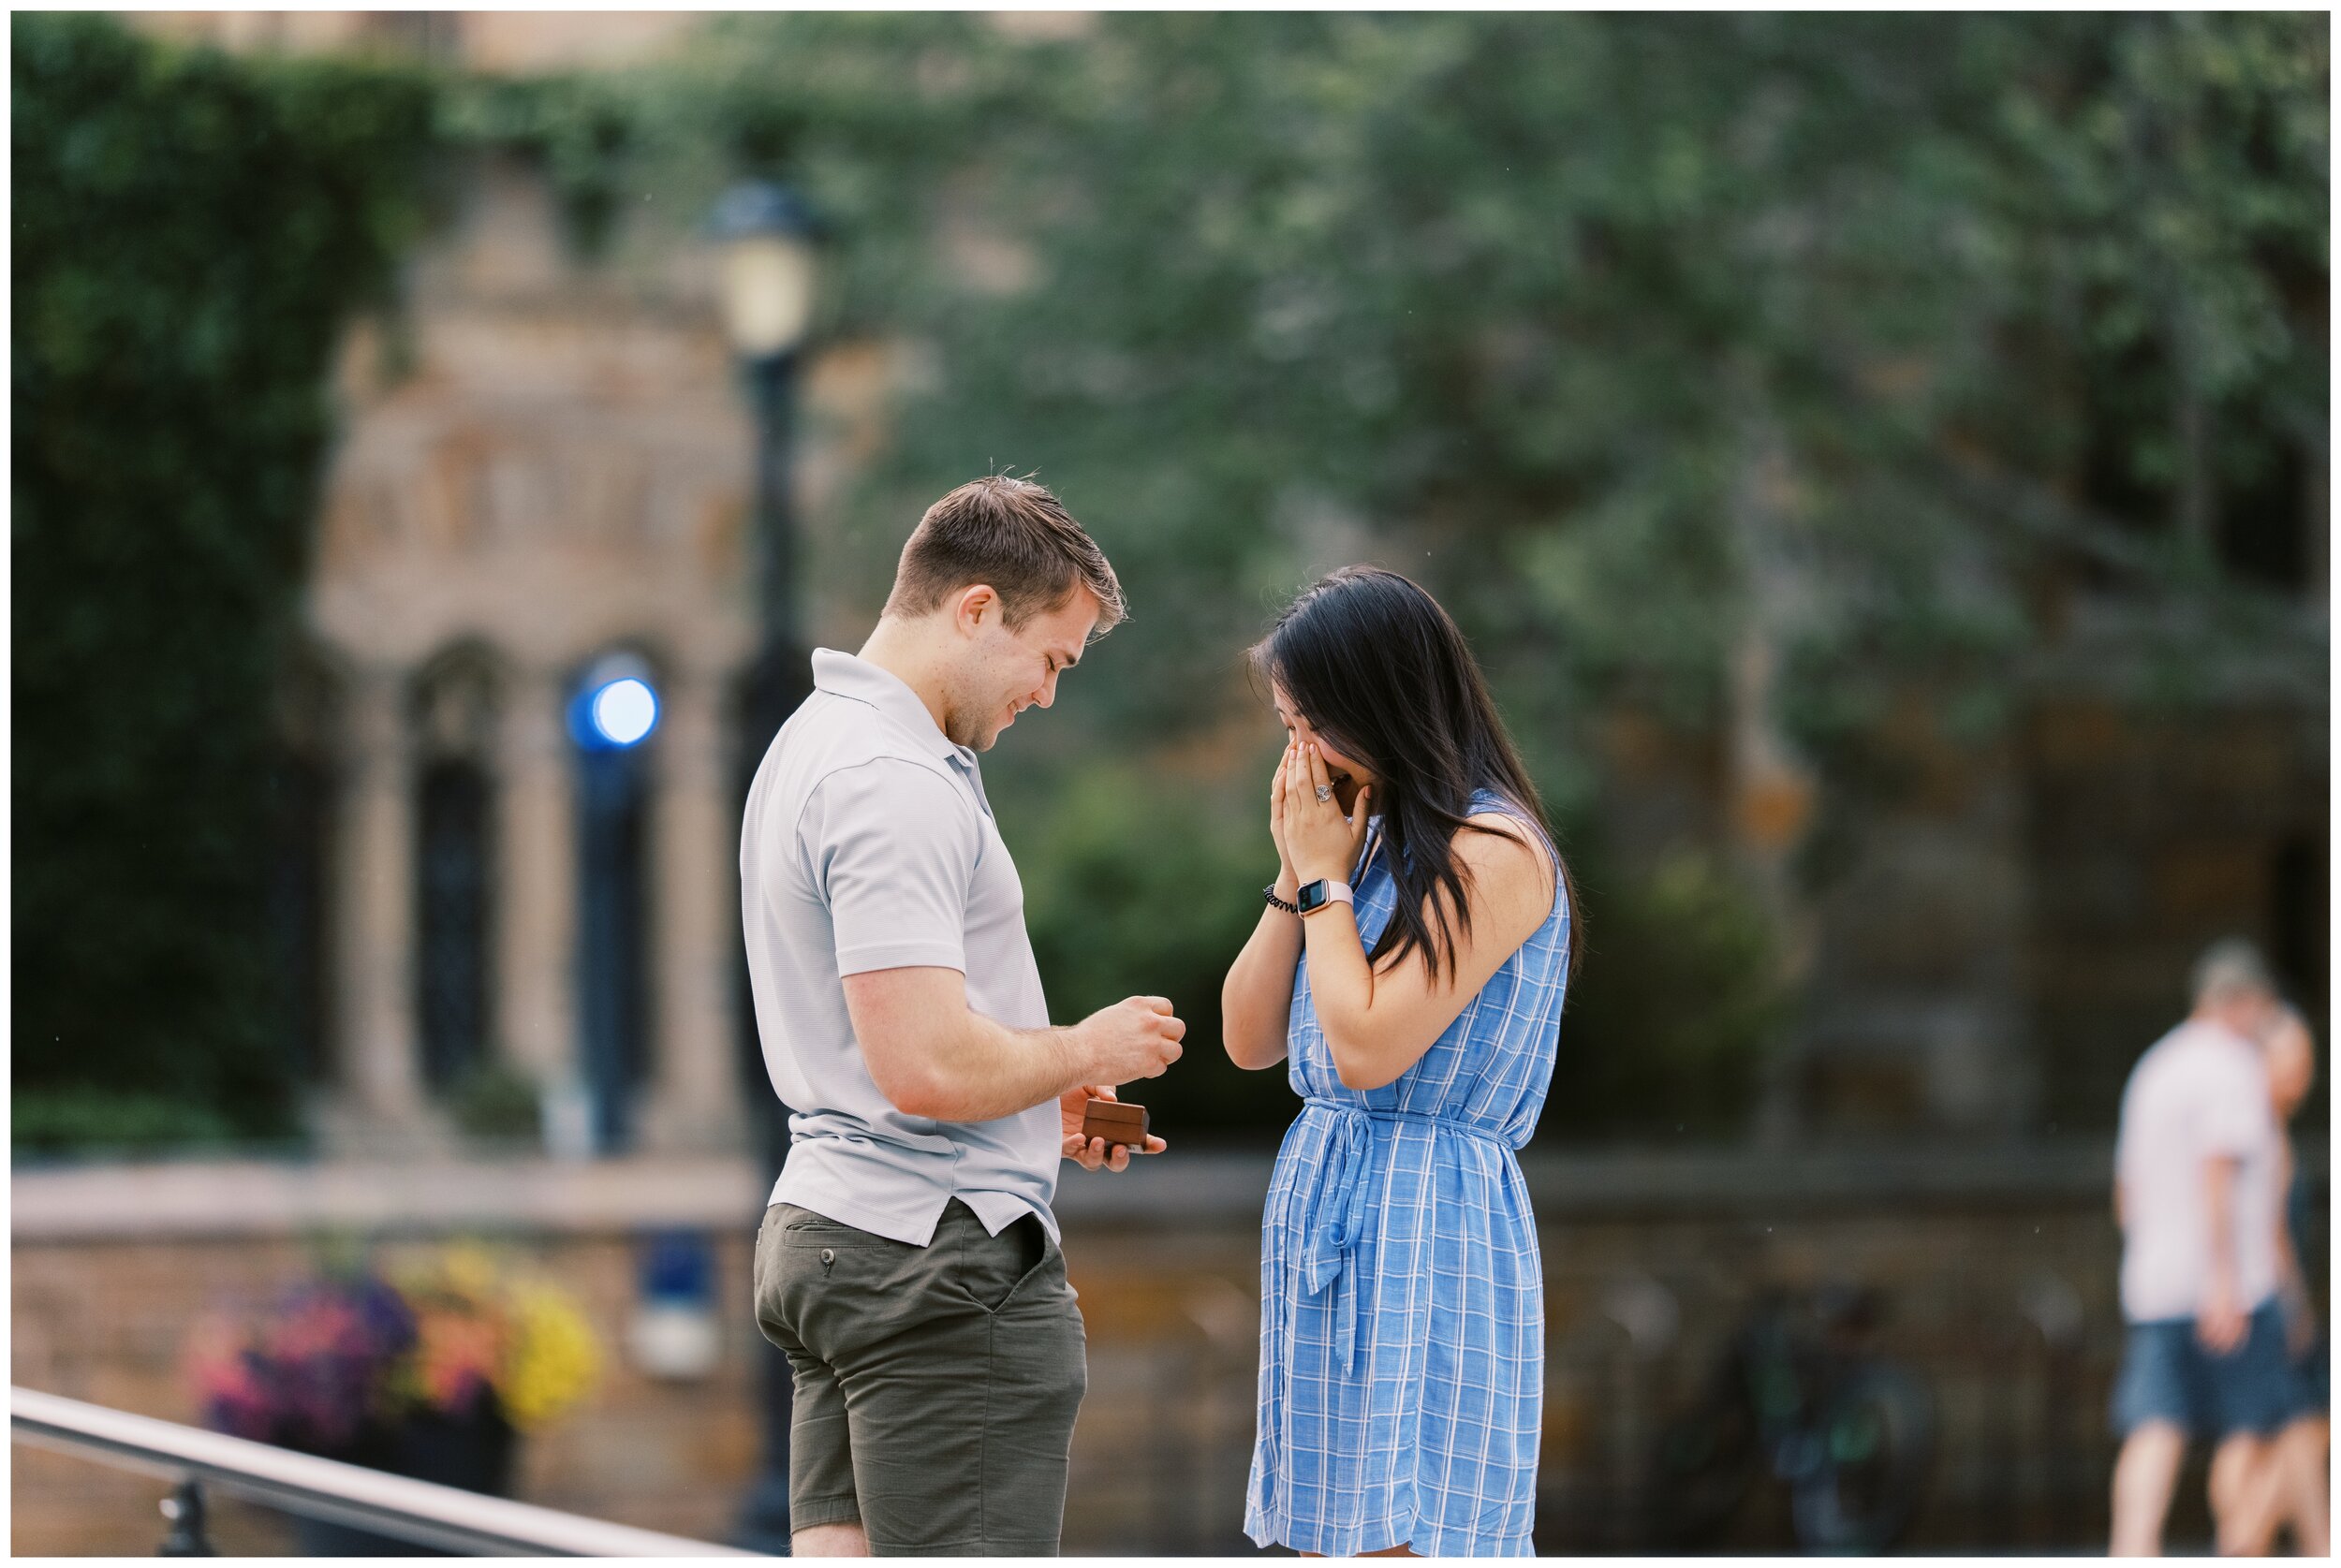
left=1081, top=1100, right=1150, bottom=1149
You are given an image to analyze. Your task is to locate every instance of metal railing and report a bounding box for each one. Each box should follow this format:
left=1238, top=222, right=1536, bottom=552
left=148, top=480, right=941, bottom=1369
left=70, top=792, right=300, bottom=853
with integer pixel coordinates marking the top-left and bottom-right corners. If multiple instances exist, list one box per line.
left=12, top=1387, right=762, bottom=1557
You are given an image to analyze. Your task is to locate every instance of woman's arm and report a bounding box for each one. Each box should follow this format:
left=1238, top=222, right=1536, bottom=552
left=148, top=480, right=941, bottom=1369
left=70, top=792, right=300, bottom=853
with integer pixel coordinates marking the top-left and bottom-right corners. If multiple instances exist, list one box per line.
left=1222, top=740, right=1304, bottom=1071
left=1286, top=745, right=1553, bottom=1092
left=1223, top=887, right=1303, bottom=1071
left=2274, top=1138, right=2315, bottom=1352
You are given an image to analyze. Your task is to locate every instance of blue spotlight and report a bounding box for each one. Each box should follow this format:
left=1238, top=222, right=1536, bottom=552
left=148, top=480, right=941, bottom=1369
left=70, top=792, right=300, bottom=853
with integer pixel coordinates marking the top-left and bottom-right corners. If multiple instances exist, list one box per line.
left=569, top=655, right=662, bottom=752
left=591, top=678, right=659, bottom=747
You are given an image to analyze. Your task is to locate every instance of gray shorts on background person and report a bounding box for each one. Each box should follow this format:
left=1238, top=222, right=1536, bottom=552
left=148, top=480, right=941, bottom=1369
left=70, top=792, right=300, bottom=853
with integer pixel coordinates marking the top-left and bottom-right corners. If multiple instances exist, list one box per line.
left=753, top=1199, right=1087, bottom=1555
left=2110, top=1300, right=2297, bottom=1440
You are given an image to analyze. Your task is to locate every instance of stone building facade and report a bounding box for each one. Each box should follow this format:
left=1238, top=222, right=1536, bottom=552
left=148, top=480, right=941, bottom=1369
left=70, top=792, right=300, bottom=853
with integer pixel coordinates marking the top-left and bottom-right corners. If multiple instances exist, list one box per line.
left=129, top=11, right=907, bottom=1163
left=292, top=150, right=759, bottom=1157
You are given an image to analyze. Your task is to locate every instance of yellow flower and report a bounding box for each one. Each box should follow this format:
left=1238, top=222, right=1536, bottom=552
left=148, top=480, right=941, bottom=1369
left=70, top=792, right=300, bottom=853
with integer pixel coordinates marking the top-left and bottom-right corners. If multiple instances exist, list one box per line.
left=498, top=1282, right=600, bottom=1431
left=374, top=1244, right=601, bottom=1430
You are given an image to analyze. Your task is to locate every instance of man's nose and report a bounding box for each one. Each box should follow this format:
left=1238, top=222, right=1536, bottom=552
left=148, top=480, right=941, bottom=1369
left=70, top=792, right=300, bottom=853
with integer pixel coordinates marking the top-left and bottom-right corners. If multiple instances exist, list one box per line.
left=1036, top=670, right=1059, bottom=708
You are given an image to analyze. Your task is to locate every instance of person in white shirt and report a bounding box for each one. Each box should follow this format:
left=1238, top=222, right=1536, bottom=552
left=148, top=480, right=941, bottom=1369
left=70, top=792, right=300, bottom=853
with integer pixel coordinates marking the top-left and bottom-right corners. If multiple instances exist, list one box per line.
left=2108, top=939, right=2291, bottom=1556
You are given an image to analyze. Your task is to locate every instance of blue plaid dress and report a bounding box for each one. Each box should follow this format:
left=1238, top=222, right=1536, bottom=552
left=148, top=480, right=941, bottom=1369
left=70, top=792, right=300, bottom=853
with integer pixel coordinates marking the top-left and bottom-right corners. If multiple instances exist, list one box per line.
left=1244, top=791, right=1568, bottom=1557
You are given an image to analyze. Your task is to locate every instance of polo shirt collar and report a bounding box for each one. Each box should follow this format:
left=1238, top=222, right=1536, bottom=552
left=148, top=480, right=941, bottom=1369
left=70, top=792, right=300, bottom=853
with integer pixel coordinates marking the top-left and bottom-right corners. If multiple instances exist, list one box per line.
left=810, top=648, right=974, bottom=769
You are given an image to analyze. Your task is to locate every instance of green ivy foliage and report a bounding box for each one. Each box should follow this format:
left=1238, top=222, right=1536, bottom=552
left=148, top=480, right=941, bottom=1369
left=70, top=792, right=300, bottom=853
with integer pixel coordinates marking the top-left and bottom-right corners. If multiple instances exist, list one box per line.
left=13, top=13, right=435, bottom=1140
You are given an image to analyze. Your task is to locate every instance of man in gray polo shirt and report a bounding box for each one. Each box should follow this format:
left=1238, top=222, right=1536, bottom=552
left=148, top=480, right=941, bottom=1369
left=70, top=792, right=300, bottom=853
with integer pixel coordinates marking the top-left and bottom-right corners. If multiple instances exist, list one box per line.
left=743, top=476, right=1183, bottom=1557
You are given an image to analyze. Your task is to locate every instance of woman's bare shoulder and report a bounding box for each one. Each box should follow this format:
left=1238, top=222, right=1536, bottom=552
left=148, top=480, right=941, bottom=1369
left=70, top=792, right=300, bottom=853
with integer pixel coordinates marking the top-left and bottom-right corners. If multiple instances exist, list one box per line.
left=1455, top=809, right=1555, bottom=902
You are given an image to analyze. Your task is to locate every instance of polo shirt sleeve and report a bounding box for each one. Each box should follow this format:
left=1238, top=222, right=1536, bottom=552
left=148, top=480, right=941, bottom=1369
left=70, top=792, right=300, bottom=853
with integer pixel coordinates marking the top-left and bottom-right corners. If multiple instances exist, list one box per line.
left=802, top=758, right=978, bottom=977
left=2196, top=1048, right=2272, bottom=1161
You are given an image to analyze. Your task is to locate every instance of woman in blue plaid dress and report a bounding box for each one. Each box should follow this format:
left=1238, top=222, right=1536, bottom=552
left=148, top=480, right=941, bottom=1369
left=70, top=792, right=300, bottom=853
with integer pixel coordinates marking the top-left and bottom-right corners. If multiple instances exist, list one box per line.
left=1223, top=567, right=1576, bottom=1557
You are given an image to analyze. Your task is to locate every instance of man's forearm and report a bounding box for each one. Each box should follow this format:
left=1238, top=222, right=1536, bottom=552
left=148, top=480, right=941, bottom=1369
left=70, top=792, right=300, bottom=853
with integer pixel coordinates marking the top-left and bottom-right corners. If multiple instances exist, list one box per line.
left=2203, top=1156, right=2239, bottom=1283
left=918, top=1010, right=1090, bottom=1123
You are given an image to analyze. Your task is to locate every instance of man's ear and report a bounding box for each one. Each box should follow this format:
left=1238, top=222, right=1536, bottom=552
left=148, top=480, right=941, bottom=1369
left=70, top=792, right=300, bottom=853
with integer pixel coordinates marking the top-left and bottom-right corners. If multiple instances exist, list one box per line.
left=953, top=583, right=1000, bottom=635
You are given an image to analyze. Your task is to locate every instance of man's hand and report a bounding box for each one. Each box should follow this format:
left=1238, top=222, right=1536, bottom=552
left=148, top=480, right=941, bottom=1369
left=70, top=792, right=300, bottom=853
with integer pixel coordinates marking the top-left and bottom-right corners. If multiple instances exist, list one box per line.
left=1059, top=1085, right=1168, bottom=1172
left=1075, top=995, right=1185, bottom=1085
left=2198, top=1270, right=2247, bottom=1356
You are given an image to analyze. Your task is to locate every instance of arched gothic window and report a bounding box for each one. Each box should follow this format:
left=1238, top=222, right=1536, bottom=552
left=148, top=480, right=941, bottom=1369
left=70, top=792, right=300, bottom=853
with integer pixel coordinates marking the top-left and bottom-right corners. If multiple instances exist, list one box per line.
left=412, top=647, right=499, bottom=1095
left=573, top=650, right=660, bottom=1153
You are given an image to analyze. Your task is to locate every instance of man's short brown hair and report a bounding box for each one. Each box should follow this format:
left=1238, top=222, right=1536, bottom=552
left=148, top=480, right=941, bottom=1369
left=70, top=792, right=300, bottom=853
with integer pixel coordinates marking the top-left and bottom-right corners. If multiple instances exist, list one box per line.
left=884, top=476, right=1126, bottom=635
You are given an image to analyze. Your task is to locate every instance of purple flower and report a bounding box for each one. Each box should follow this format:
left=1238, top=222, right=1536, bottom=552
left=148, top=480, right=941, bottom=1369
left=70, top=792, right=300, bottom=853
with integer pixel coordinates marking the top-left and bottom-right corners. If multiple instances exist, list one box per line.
left=186, top=1271, right=419, bottom=1454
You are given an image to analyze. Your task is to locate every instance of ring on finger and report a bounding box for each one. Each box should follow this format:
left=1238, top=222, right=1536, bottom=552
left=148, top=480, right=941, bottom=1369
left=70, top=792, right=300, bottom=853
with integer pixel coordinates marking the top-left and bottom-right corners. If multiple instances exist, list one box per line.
left=1315, top=784, right=1334, bottom=802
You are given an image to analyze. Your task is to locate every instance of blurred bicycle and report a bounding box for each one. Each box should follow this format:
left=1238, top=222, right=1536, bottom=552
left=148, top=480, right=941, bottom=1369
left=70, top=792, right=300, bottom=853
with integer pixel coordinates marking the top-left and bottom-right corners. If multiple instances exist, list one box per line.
left=1645, top=1283, right=1936, bottom=1554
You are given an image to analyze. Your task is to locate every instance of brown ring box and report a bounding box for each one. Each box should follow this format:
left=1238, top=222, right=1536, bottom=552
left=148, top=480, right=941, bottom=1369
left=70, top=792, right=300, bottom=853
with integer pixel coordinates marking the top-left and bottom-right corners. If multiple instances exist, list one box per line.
left=1081, top=1100, right=1151, bottom=1150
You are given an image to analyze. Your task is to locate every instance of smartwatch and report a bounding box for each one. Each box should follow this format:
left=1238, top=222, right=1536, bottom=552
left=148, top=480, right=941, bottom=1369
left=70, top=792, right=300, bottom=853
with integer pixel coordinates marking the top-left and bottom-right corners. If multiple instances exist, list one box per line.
left=1295, top=879, right=1355, bottom=916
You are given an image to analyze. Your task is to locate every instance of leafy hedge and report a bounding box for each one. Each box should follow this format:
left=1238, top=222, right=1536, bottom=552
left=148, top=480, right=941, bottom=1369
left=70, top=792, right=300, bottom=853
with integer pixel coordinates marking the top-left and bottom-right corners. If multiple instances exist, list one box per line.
left=13, top=14, right=435, bottom=1144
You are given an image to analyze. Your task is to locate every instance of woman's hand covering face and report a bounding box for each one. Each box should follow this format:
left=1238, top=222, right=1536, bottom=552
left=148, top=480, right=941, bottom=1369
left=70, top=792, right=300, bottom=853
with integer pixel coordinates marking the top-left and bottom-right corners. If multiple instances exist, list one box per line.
left=1285, top=741, right=1372, bottom=887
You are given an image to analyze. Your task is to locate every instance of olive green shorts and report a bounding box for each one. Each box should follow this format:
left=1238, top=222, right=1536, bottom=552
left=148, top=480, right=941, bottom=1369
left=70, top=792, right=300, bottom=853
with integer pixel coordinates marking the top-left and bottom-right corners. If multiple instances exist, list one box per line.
left=752, top=1198, right=1086, bottom=1556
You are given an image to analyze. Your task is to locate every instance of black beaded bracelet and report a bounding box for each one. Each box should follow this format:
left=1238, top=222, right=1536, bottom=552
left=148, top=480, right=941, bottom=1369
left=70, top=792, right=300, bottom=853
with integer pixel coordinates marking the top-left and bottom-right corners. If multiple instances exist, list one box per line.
left=1262, top=883, right=1299, bottom=914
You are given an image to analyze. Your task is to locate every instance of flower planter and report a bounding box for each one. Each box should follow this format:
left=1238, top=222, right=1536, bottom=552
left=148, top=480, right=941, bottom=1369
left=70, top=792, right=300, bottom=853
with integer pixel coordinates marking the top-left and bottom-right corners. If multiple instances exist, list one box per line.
left=187, top=1247, right=597, bottom=1554
left=291, top=1405, right=518, bottom=1557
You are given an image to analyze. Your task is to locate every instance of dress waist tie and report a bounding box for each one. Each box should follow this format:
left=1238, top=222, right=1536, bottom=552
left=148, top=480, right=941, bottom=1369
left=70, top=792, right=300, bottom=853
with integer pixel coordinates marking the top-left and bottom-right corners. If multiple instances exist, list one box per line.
left=1295, top=1099, right=1510, bottom=1376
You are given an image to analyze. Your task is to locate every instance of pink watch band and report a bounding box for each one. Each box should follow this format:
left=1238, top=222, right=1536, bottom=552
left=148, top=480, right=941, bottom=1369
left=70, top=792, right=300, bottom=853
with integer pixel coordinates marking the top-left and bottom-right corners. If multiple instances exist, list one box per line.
left=1298, top=879, right=1354, bottom=916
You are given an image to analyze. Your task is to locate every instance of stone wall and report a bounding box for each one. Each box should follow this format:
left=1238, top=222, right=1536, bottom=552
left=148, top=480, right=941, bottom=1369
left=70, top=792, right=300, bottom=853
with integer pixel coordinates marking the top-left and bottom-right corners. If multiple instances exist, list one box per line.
left=2024, top=692, right=2331, bottom=1131
left=15, top=1144, right=2323, bottom=1554
left=12, top=1164, right=768, bottom=1555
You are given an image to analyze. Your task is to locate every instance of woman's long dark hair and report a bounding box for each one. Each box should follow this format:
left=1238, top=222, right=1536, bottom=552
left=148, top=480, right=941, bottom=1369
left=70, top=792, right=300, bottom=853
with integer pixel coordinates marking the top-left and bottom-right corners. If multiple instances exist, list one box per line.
left=1253, top=565, right=1579, bottom=990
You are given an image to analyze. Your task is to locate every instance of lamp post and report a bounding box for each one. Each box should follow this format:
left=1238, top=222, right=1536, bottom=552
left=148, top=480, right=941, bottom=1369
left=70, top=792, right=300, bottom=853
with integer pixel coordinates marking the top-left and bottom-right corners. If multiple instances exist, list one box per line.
left=711, top=177, right=819, bottom=1557
left=713, top=178, right=821, bottom=747
left=570, top=653, right=660, bottom=1156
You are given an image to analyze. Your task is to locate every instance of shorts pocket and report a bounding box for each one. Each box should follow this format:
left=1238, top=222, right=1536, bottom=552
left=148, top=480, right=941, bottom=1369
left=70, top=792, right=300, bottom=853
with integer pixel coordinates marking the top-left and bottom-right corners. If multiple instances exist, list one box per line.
left=960, top=1213, right=1052, bottom=1315
left=779, top=1219, right=923, bottom=1366
left=777, top=1206, right=894, bottom=1248
left=751, top=1206, right=792, bottom=1349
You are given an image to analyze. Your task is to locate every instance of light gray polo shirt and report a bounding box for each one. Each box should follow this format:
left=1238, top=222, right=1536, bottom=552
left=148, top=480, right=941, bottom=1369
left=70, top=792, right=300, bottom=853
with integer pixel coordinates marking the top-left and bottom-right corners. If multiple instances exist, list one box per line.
left=741, top=648, right=1060, bottom=1245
